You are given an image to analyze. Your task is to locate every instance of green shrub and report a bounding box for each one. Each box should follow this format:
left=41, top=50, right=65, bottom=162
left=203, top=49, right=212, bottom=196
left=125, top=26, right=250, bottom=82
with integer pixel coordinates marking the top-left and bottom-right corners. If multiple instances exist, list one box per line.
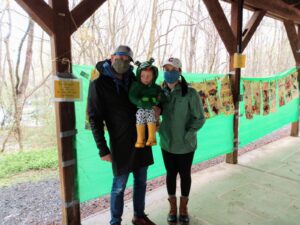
left=0, top=148, right=58, bottom=179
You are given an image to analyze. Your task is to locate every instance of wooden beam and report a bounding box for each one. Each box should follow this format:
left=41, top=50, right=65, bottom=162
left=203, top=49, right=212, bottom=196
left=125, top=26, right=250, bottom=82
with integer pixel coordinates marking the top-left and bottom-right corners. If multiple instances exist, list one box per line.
left=242, top=10, right=266, bottom=52
left=203, top=0, right=236, bottom=55
left=223, top=0, right=300, bottom=25
left=70, top=0, right=106, bottom=34
left=284, top=20, right=300, bottom=62
left=15, top=0, right=54, bottom=35
left=226, top=0, right=244, bottom=164
left=49, top=0, right=80, bottom=224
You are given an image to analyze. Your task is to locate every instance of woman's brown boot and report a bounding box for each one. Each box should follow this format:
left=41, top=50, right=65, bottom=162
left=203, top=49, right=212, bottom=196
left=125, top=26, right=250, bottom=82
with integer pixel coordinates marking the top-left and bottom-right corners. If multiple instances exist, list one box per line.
left=167, top=196, right=177, bottom=223
left=179, top=196, right=189, bottom=223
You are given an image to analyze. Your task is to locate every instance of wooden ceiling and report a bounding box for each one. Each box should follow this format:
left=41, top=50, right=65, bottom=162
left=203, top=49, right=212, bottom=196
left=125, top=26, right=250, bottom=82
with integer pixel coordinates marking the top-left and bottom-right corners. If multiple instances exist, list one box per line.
left=224, top=0, right=300, bottom=24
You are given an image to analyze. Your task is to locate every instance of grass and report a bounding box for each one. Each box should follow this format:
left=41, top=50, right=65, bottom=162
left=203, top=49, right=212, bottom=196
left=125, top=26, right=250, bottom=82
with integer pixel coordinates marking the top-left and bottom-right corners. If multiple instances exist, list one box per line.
left=0, top=148, right=58, bottom=179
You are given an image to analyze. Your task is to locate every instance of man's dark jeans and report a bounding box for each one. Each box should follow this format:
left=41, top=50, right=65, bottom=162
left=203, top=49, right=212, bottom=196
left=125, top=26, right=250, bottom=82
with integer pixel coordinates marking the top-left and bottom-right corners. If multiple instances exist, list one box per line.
left=110, top=166, right=148, bottom=225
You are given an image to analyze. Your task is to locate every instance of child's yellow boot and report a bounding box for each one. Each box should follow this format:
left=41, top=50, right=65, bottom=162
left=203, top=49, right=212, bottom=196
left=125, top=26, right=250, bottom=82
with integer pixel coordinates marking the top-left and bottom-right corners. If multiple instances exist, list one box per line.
left=135, top=124, right=146, bottom=148
left=146, top=122, right=157, bottom=146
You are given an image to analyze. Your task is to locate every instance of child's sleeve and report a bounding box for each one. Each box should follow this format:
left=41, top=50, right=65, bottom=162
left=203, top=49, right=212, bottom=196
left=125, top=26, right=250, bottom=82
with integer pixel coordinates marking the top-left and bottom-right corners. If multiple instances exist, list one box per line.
left=129, top=82, right=152, bottom=109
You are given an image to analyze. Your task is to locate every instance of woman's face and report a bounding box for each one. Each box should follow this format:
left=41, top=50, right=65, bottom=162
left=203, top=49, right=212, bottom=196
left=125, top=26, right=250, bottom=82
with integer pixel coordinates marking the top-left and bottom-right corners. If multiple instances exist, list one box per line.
left=163, top=64, right=180, bottom=89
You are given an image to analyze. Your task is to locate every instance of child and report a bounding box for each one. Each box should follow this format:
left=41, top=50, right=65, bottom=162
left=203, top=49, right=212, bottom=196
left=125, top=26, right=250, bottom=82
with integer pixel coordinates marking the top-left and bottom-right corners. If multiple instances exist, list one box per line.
left=129, top=58, right=161, bottom=148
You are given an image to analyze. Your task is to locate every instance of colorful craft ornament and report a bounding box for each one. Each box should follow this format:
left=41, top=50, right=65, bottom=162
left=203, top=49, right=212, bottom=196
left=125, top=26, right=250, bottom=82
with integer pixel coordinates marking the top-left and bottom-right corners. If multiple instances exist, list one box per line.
left=269, top=81, right=277, bottom=113
left=243, top=80, right=253, bottom=119
left=252, top=82, right=261, bottom=115
left=206, top=79, right=220, bottom=117
left=285, top=75, right=292, bottom=103
left=194, top=82, right=211, bottom=119
left=290, top=72, right=299, bottom=99
left=220, top=76, right=235, bottom=115
left=278, top=78, right=285, bottom=107
left=262, top=82, right=270, bottom=115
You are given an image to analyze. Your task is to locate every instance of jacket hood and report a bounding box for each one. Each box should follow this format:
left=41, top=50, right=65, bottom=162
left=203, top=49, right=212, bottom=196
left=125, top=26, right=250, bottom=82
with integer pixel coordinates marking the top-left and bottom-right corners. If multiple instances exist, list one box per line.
left=135, top=58, right=159, bottom=85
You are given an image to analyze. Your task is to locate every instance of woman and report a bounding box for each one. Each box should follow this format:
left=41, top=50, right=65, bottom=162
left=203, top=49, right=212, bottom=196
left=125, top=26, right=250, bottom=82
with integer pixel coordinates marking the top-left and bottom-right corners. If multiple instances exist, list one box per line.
left=159, top=57, right=206, bottom=224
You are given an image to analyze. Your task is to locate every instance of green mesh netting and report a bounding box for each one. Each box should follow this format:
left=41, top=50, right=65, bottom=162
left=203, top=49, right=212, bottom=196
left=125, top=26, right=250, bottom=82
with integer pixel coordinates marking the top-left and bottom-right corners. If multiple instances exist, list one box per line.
left=72, top=65, right=298, bottom=202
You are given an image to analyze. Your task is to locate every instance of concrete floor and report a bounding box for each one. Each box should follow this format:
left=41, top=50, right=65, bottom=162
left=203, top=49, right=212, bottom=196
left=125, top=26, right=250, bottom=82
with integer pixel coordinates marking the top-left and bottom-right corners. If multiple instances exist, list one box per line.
left=82, top=136, right=300, bottom=225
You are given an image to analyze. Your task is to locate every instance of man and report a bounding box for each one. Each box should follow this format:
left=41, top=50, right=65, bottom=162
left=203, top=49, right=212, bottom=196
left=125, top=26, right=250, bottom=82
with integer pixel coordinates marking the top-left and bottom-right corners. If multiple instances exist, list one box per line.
left=88, top=45, right=156, bottom=225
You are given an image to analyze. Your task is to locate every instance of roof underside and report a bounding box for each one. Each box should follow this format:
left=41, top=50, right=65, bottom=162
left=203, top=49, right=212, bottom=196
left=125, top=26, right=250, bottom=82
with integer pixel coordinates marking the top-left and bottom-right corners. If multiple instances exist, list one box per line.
left=224, top=0, right=300, bottom=25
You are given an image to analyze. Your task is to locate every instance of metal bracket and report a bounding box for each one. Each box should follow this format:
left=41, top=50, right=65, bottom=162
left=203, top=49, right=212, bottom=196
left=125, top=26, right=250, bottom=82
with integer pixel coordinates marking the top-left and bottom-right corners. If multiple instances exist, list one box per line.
left=60, top=129, right=77, bottom=138
left=64, top=200, right=79, bottom=208
left=57, top=72, right=76, bottom=79
left=62, top=159, right=75, bottom=168
left=233, top=138, right=240, bottom=145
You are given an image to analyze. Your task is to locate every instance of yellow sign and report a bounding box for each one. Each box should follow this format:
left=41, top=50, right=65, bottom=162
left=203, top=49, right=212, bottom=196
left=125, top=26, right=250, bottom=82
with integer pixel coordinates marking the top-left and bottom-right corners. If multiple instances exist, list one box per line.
left=233, top=53, right=246, bottom=68
left=53, top=78, right=82, bottom=101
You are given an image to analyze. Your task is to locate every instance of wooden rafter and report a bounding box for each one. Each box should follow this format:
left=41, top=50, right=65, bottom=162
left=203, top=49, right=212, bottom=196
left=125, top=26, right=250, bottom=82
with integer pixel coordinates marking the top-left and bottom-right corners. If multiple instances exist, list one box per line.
left=223, top=0, right=300, bottom=24
left=70, top=0, right=106, bottom=34
left=15, top=0, right=54, bottom=35
left=203, top=0, right=236, bottom=55
left=242, top=10, right=266, bottom=52
left=284, top=20, right=300, bottom=62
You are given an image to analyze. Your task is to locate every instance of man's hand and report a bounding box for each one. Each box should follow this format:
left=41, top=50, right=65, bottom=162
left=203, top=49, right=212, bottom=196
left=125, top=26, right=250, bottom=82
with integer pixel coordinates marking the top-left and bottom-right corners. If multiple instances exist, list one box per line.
left=101, top=154, right=112, bottom=162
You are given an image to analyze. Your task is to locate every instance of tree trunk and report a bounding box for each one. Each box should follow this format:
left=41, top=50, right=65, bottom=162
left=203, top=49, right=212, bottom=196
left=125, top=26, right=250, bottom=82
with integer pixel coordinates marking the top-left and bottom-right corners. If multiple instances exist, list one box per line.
left=147, top=0, right=158, bottom=59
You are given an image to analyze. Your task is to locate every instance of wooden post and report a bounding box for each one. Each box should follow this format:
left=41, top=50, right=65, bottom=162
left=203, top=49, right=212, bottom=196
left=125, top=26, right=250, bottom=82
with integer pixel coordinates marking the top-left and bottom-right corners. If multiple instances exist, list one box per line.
left=226, top=0, right=244, bottom=164
left=48, top=0, right=80, bottom=224
left=203, top=0, right=265, bottom=164
left=15, top=0, right=107, bottom=224
left=284, top=21, right=300, bottom=137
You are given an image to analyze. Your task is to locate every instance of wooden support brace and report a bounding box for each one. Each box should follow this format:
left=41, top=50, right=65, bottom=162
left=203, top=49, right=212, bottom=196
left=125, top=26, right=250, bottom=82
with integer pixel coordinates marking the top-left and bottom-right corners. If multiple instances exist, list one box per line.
left=15, top=0, right=54, bottom=35
left=70, top=0, right=106, bottom=33
left=202, top=0, right=236, bottom=55
left=242, top=10, right=266, bottom=52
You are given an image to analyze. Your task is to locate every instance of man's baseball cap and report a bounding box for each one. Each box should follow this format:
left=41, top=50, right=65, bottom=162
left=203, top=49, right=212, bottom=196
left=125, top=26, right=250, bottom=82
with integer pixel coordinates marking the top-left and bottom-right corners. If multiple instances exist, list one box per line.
left=162, top=57, right=182, bottom=69
left=113, top=45, right=133, bottom=61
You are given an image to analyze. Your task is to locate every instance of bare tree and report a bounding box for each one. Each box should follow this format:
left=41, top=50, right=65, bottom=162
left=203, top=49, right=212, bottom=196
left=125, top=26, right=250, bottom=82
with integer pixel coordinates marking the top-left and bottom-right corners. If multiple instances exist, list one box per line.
left=1, top=1, right=35, bottom=152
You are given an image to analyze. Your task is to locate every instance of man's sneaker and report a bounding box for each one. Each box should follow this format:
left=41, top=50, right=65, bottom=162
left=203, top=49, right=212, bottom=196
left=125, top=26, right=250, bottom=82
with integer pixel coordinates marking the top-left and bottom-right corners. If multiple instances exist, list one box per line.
left=132, top=215, right=156, bottom=225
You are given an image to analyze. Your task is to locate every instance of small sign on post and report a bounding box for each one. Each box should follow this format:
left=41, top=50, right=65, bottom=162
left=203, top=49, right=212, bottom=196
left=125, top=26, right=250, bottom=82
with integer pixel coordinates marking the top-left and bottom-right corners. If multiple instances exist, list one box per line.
left=233, top=53, right=246, bottom=69
left=53, top=74, right=82, bottom=102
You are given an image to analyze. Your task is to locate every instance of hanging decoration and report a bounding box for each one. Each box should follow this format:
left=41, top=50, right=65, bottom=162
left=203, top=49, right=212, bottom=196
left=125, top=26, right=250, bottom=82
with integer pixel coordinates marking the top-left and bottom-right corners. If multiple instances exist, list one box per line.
left=206, top=79, right=220, bottom=117
left=278, top=78, right=285, bottom=107
left=269, top=81, right=277, bottom=113
left=196, top=82, right=211, bottom=119
left=285, top=75, right=292, bottom=104
left=243, top=80, right=253, bottom=119
left=262, top=82, right=270, bottom=115
left=220, top=76, right=235, bottom=115
left=290, top=72, right=299, bottom=100
left=251, top=82, right=261, bottom=115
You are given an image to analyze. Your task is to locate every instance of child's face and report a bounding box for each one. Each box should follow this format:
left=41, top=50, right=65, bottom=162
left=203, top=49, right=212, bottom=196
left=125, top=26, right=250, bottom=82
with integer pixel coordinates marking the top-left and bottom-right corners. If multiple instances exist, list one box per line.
left=140, top=70, right=154, bottom=85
